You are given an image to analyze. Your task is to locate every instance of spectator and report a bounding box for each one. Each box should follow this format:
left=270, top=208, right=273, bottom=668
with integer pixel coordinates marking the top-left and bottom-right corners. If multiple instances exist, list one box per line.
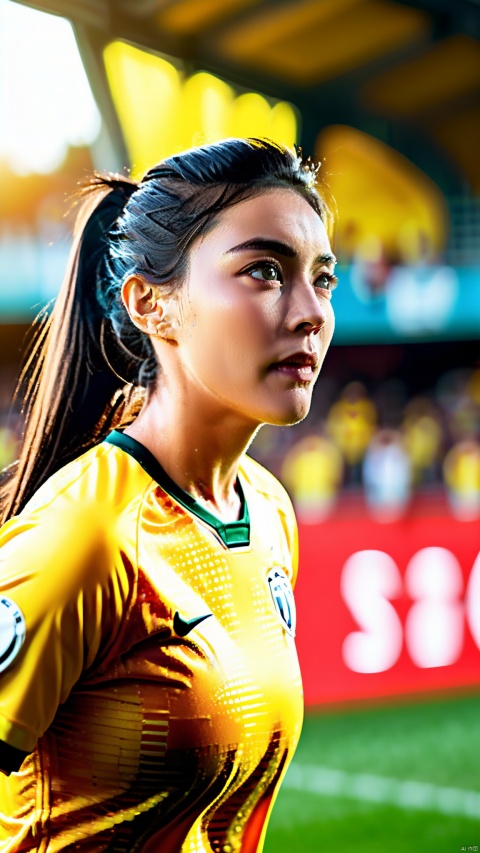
left=443, top=439, right=480, bottom=521
left=402, top=397, right=442, bottom=485
left=327, top=382, right=377, bottom=485
left=362, top=428, right=411, bottom=522
left=281, top=433, right=343, bottom=523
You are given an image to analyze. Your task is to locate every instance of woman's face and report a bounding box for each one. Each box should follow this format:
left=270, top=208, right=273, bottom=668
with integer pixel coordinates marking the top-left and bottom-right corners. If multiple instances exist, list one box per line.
left=174, top=187, right=336, bottom=427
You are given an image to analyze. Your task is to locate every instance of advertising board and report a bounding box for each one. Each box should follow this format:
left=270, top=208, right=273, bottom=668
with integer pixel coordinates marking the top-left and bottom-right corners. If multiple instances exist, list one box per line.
left=296, top=511, right=480, bottom=705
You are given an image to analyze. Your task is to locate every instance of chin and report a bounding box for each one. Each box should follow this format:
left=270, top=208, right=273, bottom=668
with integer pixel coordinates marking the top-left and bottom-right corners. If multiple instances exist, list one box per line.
left=279, top=411, right=310, bottom=427
left=266, top=398, right=312, bottom=427
left=244, top=385, right=315, bottom=428
left=285, top=386, right=315, bottom=423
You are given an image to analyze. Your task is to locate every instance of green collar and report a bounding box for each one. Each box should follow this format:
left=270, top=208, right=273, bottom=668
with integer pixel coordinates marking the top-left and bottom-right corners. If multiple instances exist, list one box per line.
left=104, top=429, right=250, bottom=549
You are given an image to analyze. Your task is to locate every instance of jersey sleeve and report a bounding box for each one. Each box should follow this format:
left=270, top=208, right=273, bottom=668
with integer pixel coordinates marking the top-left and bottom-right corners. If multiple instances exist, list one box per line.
left=0, top=502, right=131, bottom=762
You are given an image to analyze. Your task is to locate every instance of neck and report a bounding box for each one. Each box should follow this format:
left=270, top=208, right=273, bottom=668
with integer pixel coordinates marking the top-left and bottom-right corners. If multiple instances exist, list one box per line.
left=123, top=379, right=260, bottom=523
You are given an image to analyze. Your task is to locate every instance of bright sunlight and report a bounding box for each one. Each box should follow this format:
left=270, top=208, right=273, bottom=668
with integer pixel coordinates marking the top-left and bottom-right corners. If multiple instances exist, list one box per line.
left=0, top=0, right=100, bottom=174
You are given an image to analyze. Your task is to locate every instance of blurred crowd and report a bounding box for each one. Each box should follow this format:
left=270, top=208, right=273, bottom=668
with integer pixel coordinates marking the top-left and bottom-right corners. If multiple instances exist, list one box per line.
left=1, top=364, right=480, bottom=523
left=249, top=366, right=480, bottom=523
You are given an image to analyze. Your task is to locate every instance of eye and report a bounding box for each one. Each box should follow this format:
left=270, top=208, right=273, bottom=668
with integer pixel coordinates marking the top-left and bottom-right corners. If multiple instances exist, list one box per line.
left=315, top=272, right=338, bottom=291
left=249, top=262, right=283, bottom=283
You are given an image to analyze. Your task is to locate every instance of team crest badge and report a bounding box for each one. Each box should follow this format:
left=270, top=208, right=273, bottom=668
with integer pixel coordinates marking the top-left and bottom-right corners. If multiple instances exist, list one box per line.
left=0, top=596, right=26, bottom=674
left=267, top=567, right=296, bottom=637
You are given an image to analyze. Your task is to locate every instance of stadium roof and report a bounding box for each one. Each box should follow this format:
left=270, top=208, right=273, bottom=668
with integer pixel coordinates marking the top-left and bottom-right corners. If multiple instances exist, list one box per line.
left=13, top=0, right=480, bottom=193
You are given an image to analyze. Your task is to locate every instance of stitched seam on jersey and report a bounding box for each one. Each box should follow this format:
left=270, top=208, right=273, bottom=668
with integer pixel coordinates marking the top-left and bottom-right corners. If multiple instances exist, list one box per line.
left=97, top=477, right=156, bottom=670
left=126, top=478, right=153, bottom=631
left=134, top=482, right=151, bottom=597
left=22, top=443, right=126, bottom=515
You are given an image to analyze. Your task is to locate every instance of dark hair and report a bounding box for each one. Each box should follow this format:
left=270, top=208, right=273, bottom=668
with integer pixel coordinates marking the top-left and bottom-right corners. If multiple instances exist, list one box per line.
left=0, top=137, right=333, bottom=523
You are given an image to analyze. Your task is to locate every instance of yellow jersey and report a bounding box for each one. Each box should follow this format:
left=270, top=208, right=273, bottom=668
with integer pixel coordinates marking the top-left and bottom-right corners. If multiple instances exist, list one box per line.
left=0, top=430, right=302, bottom=852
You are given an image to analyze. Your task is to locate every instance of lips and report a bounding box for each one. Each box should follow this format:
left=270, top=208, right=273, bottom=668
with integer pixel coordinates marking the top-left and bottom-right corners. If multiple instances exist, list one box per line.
left=269, top=351, right=319, bottom=381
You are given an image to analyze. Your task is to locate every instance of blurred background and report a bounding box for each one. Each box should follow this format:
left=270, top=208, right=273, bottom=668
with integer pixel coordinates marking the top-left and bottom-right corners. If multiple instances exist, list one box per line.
left=0, top=0, right=479, bottom=849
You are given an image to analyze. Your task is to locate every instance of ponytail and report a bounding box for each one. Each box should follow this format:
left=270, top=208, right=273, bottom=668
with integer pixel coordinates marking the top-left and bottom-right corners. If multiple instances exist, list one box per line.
left=0, top=138, right=333, bottom=525
left=0, top=176, right=143, bottom=524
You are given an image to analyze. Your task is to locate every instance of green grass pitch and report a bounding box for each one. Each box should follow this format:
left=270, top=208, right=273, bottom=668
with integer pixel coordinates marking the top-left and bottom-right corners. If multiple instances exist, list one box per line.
left=265, top=693, right=480, bottom=853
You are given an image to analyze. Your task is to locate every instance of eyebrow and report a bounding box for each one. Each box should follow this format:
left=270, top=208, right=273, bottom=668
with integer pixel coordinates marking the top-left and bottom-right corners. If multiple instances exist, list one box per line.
left=226, top=238, right=337, bottom=267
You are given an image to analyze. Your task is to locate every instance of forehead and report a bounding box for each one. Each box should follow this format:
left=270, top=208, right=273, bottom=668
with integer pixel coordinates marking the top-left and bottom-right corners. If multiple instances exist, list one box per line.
left=199, top=187, right=331, bottom=255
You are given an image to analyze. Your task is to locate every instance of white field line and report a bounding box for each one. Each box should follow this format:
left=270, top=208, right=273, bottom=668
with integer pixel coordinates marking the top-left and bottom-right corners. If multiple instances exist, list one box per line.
left=283, top=764, right=480, bottom=819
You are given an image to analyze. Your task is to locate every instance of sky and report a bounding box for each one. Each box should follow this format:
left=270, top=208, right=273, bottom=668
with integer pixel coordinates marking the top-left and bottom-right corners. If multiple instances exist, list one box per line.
left=0, top=0, right=100, bottom=174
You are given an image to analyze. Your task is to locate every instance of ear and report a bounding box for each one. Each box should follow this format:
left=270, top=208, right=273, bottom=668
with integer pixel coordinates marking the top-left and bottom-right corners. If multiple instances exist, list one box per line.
left=121, top=275, right=179, bottom=342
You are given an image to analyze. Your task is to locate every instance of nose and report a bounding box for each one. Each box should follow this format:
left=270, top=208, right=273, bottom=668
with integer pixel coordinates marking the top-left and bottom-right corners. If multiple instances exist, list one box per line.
left=284, top=279, right=328, bottom=335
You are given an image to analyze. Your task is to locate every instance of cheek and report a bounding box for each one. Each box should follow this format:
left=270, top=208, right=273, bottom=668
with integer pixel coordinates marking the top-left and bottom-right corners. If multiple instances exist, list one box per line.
left=188, top=290, right=275, bottom=372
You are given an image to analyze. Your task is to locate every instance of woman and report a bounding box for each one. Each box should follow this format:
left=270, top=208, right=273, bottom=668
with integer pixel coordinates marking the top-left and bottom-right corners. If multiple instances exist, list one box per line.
left=0, top=138, right=336, bottom=852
